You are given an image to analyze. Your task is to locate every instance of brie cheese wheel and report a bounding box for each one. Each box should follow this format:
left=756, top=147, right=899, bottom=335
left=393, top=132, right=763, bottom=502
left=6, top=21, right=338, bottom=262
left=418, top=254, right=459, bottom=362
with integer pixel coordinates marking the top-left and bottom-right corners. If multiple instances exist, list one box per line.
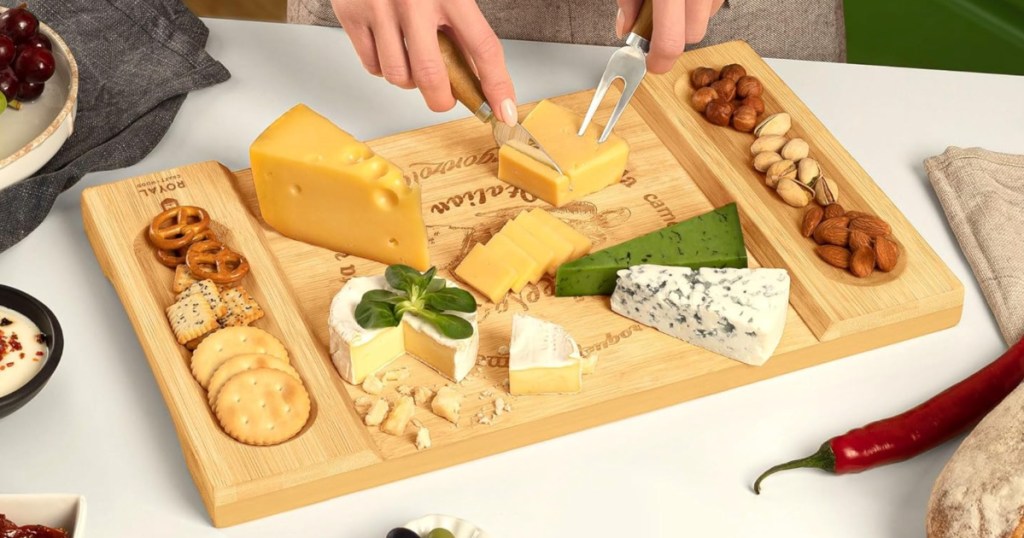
left=611, top=265, right=790, bottom=366
left=508, top=313, right=582, bottom=395
left=328, top=276, right=479, bottom=384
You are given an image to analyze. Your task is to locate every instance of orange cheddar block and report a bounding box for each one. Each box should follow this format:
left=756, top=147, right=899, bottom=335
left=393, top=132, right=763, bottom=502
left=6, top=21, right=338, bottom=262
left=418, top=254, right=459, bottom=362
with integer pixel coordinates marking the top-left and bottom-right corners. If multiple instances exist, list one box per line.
left=250, top=104, right=430, bottom=270
left=527, top=208, right=592, bottom=260
left=512, top=212, right=573, bottom=275
left=454, top=243, right=517, bottom=303
left=486, top=234, right=542, bottom=293
left=497, top=99, right=629, bottom=207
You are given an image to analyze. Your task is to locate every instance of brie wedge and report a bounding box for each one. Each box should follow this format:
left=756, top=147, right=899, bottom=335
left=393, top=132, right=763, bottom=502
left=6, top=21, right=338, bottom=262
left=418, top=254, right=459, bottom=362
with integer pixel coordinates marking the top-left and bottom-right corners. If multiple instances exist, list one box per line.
left=328, top=276, right=479, bottom=384
left=509, top=313, right=583, bottom=395
left=611, top=265, right=790, bottom=366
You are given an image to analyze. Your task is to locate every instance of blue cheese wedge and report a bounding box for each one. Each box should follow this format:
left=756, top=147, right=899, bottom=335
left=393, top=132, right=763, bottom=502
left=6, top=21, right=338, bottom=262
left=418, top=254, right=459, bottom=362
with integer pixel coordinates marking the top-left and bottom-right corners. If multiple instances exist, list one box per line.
left=611, top=265, right=790, bottom=366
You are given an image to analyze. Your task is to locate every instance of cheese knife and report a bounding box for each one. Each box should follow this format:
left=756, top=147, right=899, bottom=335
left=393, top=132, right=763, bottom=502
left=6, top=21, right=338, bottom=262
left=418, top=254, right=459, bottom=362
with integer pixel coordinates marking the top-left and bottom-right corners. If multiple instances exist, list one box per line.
left=578, top=0, right=654, bottom=143
left=437, top=33, right=563, bottom=176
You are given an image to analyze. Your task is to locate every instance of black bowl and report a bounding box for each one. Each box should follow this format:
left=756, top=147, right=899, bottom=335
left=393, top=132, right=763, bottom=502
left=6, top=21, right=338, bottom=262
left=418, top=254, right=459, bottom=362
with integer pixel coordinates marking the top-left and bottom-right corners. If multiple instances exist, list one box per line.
left=0, top=285, right=64, bottom=419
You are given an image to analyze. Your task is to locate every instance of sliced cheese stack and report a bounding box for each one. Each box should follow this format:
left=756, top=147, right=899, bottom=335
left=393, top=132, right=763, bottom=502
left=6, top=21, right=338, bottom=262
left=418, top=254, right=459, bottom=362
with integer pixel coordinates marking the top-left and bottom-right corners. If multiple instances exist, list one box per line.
left=250, top=104, right=430, bottom=270
left=328, top=276, right=479, bottom=384
left=498, top=99, right=630, bottom=207
left=509, top=314, right=583, bottom=395
left=455, top=208, right=592, bottom=303
left=611, top=265, right=790, bottom=366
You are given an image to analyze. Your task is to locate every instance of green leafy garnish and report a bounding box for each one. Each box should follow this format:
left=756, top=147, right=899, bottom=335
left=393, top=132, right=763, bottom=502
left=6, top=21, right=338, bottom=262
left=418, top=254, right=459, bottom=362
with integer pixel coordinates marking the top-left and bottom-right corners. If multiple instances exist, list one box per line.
left=356, top=265, right=478, bottom=339
left=0, top=93, right=6, bottom=115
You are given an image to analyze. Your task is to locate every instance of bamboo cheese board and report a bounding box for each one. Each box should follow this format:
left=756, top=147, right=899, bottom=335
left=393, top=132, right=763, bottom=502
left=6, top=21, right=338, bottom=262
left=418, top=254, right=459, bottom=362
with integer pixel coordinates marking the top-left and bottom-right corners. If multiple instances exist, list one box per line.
left=81, top=41, right=963, bottom=526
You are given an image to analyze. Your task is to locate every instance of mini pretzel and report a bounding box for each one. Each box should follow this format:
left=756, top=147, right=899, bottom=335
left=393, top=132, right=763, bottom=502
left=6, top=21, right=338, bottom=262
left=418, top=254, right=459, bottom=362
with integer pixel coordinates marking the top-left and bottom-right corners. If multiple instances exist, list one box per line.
left=155, top=228, right=218, bottom=268
left=148, top=206, right=211, bottom=251
left=186, top=240, right=250, bottom=285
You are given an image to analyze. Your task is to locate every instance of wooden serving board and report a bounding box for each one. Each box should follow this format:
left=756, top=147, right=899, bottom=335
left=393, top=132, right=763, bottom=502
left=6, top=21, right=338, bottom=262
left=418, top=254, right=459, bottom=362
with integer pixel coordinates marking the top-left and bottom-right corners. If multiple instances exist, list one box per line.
left=81, top=41, right=962, bottom=527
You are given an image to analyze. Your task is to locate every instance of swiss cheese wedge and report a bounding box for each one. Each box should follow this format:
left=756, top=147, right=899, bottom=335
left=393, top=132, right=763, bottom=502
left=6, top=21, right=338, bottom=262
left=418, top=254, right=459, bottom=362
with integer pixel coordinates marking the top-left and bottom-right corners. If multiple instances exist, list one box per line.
left=250, top=105, right=430, bottom=270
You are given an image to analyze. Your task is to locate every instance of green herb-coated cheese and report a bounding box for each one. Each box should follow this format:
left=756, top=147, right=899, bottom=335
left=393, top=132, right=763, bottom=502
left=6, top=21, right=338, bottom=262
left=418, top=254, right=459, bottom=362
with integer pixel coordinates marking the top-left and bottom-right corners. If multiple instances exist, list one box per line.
left=554, top=203, right=748, bottom=296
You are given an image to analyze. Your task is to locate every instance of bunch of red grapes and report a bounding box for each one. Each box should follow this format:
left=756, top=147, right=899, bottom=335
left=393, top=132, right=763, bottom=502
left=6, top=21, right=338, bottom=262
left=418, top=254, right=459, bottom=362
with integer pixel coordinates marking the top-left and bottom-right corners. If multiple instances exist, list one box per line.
left=0, top=5, right=55, bottom=107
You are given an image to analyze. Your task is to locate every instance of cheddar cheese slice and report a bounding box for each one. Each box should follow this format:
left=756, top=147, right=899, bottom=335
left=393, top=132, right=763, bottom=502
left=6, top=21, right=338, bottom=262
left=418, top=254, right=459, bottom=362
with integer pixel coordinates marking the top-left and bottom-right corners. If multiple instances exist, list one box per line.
left=497, top=99, right=629, bottom=207
left=512, top=212, right=574, bottom=275
left=250, top=104, right=430, bottom=270
left=486, top=234, right=542, bottom=293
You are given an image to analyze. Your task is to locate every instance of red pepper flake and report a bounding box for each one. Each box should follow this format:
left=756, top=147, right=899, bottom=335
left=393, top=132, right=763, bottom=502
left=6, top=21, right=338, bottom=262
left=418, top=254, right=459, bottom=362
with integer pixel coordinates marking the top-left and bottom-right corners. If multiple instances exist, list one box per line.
left=19, top=352, right=25, bottom=358
left=5, top=362, right=12, bottom=368
left=32, top=358, right=39, bottom=362
left=0, top=317, right=11, bottom=326
left=35, top=351, right=43, bottom=356
left=35, top=333, right=45, bottom=344
left=0, top=365, right=5, bottom=370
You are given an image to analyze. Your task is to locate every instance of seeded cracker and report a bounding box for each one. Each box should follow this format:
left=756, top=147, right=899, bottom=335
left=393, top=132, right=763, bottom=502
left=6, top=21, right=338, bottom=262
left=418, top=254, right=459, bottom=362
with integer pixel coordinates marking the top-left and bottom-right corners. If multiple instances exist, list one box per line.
left=219, top=286, right=265, bottom=327
left=176, top=279, right=228, bottom=319
left=165, top=293, right=220, bottom=345
left=172, top=264, right=199, bottom=294
left=191, top=327, right=289, bottom=389
left=214, top=368, right=310, bottom=446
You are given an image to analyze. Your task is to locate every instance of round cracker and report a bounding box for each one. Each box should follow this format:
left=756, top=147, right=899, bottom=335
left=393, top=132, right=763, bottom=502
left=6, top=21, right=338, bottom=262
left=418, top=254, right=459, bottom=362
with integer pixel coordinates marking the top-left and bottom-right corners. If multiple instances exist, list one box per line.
left=191, top=327, right=289, bottom=389
left=214, top=368, right=311, bottom=446
left=208, top=354, right=301, bottom=406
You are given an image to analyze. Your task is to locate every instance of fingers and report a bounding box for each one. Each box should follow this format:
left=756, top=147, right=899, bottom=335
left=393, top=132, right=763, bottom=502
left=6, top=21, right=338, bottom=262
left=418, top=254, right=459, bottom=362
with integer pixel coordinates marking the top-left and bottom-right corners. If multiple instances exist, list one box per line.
left=684, top=0, right=714, bottom=44
left=647, top=0, right=687, bottom=74
left=399, top=8, right=455, bottom=112
left=345, top=25, right=381, bottom=76
left=711, top=0, right=726, bottom=16
left=446, top=4, right=516, bottom=125
left=370, top=1, right=415, bottom=89
left=615, top=0, right=643, bottom=38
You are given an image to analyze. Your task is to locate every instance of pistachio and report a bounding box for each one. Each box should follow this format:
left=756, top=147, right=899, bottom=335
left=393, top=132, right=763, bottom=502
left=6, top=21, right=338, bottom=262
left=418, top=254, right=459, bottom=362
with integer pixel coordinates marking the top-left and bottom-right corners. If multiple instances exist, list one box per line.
left=754, top=112, right=792, bottom=137
left=814, top=176, right=839, bottom=205
left=753, top=152, right=783, bottom=173
left=750, top=135, right=788, bottom=155
left=777, top=178, right=814, bottom=208
left=781, top=138, right=810, bottom=161
left=765, top=159, right=797, bottom=188
left=797, top=158, right=821, bottom=185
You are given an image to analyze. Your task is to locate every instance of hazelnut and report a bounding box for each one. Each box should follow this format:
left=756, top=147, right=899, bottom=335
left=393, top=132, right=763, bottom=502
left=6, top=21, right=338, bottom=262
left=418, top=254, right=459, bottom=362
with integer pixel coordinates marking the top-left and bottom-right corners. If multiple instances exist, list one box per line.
left=709, top=79, right=736, bottom=101
left=720, top=63, right=747, bottom=83
left=690, top=67, right=718, bottom=88
left=704, top=100, right=734, bottom=126
left=732, top=105, right=758, bottom=133
left=742, top=95, right=765, bottom=115
left=690, top=87, right=719, bottom=111
left=736, top=76, right=763, bottom=98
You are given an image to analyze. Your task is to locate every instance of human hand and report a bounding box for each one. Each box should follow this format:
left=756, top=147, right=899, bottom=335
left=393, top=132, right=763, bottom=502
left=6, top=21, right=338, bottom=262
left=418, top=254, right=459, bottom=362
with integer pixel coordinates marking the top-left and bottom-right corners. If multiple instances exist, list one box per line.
left=332, top=0, right=518, bottom=125
left=616, top=0, right=727, bottom=74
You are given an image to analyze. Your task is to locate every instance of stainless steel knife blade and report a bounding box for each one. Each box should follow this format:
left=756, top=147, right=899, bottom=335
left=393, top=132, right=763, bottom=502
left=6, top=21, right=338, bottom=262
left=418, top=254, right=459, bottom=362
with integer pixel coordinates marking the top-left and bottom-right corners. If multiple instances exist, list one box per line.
left=491, top=119, right=564, bottom=176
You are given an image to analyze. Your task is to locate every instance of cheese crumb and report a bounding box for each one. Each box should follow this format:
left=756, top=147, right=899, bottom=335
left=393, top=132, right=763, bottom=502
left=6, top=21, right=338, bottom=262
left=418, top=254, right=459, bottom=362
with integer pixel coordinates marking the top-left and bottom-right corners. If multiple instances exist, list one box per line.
left=478, top=414, right=493, bottom=425
left=432, top=386, right=462, bottom=425
left=413, top=386, right=433, bottom=406
left=384, top=367, right=409, bottom=382
left=353, top=396, right=372, bottom=409
left=415, top=426, right=432, bottom=450
left=581, top=353, right=599, bottom=375
left=364, top=399, right=389, bottom=427
left=479, top=389, right=494, bottom=400
left=362, top=374, right=384, bottom=395
left=397, top=384, right=413, bottom=396
left=503, top=400, right=513, bottom=413
left=381, top=396, right=414, bottom=436
left=494, top=397, right=505, bottom=416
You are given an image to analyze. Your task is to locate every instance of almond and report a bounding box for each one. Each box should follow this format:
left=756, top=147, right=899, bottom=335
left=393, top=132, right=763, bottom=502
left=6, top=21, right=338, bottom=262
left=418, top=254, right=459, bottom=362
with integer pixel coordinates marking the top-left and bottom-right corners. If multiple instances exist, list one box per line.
left=849, top=229, right=872, bottom=251
left=850, top=216, right=892, bottom=237
left=813, top=216, right=850, bottom=246
left=850, top=246, right=876, bottom=277
left=845, top=211, right=871, bottom=220
left=824, top=203, right=845, bottom=220
left=801, top=206, right=824, bottom=238
left=875, top=236, right=899, bottom=272
left=816, top=245, right=851, bottom=269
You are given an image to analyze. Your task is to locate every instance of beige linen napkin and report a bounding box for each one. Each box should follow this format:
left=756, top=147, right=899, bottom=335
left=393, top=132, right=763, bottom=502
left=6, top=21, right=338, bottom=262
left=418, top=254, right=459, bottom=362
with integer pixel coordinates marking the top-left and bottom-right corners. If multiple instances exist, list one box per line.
left=926, top=147, right=1024, bottom=345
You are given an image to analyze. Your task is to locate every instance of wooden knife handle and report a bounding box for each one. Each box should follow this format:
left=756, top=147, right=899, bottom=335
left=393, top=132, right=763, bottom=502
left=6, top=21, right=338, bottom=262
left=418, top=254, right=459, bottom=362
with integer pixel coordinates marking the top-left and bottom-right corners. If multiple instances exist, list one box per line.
left=631, top=0, right=654, bottom=42
left=438, top=32, right=488, bottom=119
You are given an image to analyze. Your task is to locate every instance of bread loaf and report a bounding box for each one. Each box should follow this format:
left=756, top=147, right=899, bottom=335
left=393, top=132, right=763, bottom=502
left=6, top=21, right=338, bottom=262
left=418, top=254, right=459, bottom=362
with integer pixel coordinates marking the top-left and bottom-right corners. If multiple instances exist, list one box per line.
left=928, top=382, right=1024, bottom=538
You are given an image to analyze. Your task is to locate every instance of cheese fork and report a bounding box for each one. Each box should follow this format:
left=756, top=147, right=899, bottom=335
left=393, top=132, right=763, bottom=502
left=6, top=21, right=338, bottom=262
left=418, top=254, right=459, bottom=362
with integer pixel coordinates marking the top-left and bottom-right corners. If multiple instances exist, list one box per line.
left=578, top=0, right=654, bottom=143
left=437, top=33, right=563, bottom=176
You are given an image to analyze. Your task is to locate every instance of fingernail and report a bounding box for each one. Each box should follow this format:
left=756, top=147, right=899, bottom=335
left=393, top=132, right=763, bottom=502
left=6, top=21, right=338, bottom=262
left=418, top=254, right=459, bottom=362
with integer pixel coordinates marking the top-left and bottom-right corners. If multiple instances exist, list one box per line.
left=501, top=98, right=518, bottom=126
left=615, top=8, right=625, bottom=38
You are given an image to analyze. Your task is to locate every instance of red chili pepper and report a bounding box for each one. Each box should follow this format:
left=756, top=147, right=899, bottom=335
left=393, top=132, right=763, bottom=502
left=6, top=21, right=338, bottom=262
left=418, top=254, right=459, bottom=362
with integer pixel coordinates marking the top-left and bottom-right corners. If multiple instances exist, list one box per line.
left=753, top=334, right=1024, bottom=494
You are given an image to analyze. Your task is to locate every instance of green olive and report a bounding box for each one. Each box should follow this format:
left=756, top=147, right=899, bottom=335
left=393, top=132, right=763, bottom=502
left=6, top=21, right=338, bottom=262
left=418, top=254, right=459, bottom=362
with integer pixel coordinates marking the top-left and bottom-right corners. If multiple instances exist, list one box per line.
left=426, top=529, right=456, bottom=538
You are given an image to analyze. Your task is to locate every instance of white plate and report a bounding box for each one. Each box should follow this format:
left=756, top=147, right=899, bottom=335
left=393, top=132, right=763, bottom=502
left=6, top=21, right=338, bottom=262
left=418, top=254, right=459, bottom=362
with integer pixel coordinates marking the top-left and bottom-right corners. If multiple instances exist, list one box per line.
left=0, top=6, right=79, bottom=191
left=0, top=494, right=87, bottom=537
left=403, top=514, right=491, bottom=538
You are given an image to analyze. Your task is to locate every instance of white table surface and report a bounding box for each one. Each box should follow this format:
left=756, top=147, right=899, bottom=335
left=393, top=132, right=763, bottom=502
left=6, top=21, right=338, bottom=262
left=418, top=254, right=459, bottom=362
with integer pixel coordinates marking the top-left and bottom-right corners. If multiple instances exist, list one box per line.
left=2, top=17, right=1024, bottom=538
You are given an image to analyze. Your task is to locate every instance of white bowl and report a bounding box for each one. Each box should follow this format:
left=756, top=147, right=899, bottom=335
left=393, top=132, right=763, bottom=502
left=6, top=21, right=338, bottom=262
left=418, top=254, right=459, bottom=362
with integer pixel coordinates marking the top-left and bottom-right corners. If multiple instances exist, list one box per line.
left=403, top=514, right=491, bottom=538
left=0, top=494, right=86, bottom=537
left=0, top=6, right=79, bottom=191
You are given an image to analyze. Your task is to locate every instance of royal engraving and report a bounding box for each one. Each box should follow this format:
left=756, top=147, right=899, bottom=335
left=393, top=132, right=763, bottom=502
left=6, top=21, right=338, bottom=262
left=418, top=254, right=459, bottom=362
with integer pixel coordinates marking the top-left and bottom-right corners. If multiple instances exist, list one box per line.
left=644, top=193, right=676, bottom=225
left=404, top=147, right=498, bottom=184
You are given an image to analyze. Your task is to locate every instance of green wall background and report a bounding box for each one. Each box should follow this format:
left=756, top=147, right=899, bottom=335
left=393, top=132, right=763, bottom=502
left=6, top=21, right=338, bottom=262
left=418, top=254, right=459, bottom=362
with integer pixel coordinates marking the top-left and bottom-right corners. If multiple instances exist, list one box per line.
left=845, top=0, right=1024, bottom=75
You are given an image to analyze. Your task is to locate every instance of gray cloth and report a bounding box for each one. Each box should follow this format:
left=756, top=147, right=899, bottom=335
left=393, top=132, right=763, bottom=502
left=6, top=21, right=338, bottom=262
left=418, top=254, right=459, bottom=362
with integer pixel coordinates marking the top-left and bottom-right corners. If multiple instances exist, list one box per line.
left=287, top=0, right=846, bottom=62
left=926, top=147, right=1024, bottom=346
left=0, top=0, right=230, bottom=253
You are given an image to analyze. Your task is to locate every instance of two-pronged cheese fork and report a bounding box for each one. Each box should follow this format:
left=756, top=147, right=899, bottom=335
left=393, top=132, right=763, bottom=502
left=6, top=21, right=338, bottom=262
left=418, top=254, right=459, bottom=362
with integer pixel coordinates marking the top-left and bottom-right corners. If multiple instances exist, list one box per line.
left=578, top=0, right=654, bottom=143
